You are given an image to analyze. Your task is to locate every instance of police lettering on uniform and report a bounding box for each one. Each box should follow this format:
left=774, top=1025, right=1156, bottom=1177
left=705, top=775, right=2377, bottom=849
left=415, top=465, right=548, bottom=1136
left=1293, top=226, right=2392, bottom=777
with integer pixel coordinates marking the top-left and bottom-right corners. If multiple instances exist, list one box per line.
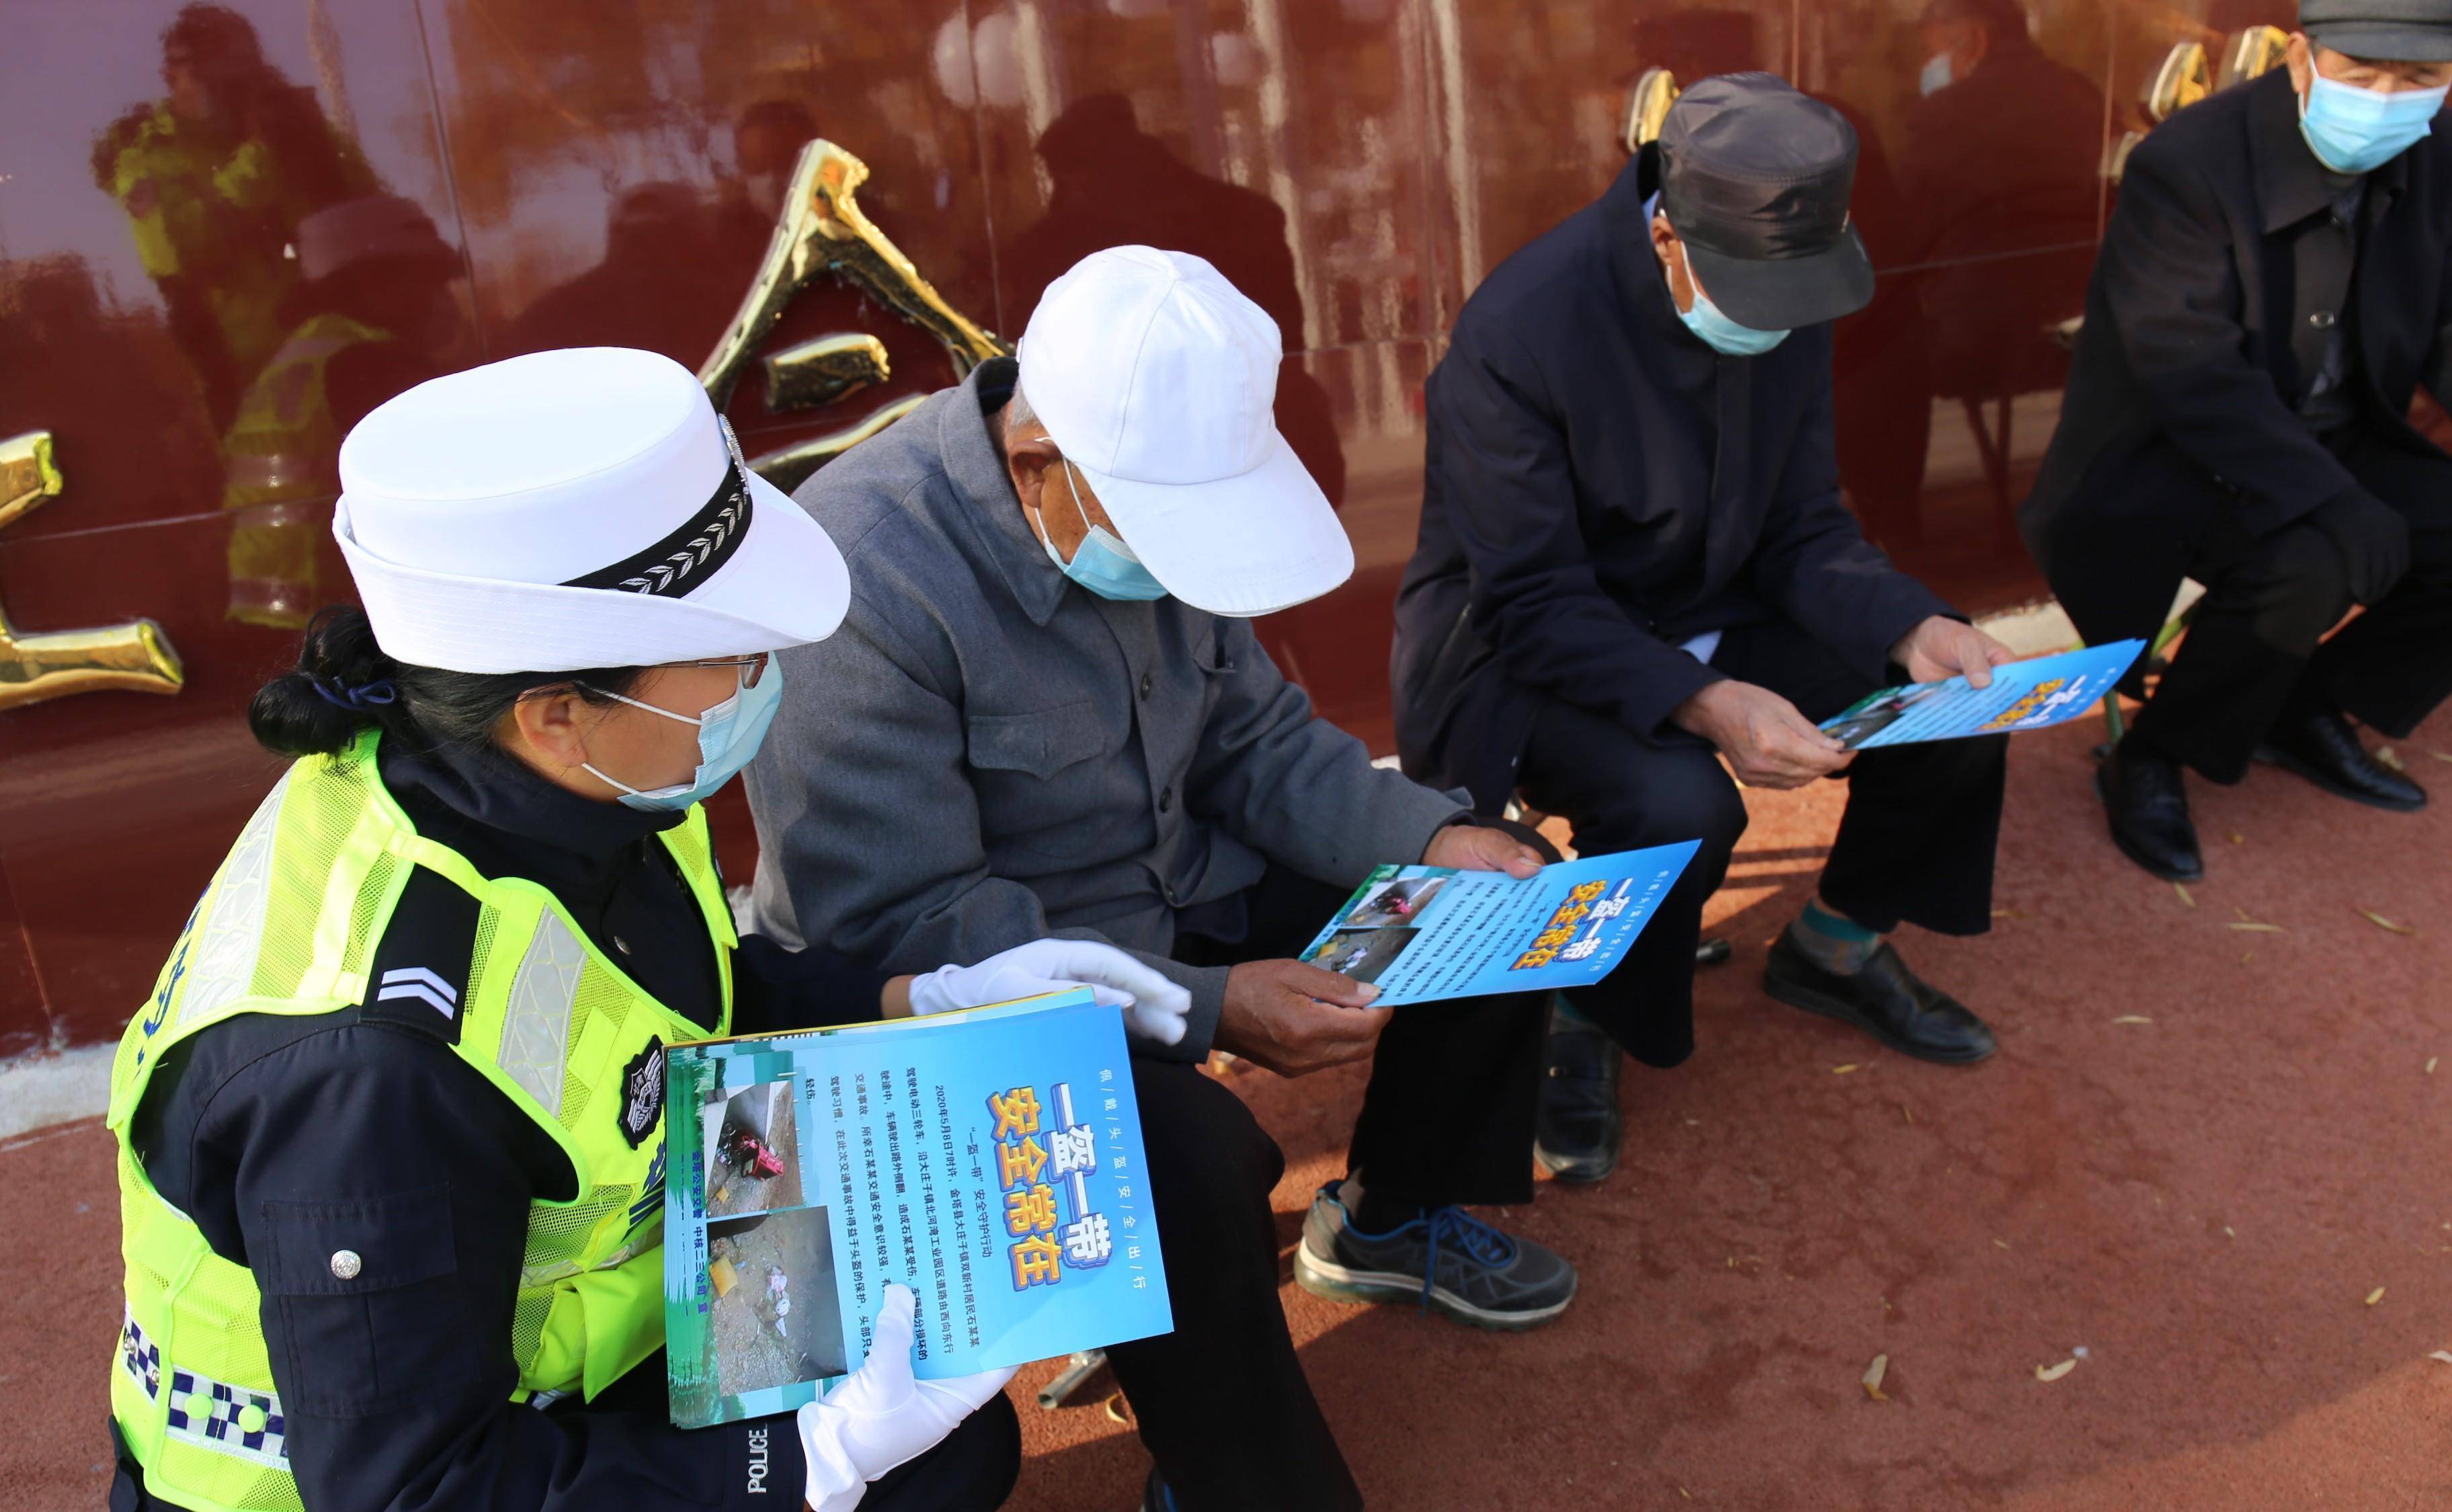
left=105, top=347, right=1186, bottom=1512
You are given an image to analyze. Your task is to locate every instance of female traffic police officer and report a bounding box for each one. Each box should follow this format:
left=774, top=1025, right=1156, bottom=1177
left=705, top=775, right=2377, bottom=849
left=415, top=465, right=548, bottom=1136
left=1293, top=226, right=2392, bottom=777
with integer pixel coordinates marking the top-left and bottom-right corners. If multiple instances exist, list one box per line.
left=104, top=347, right=1190, bottom=1512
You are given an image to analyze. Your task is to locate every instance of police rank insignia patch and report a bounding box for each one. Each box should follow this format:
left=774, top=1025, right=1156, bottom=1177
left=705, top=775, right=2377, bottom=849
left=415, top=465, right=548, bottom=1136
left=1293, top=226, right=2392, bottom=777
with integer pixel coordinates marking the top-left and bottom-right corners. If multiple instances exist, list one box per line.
left=618, top=1037, right=666, bottom=1148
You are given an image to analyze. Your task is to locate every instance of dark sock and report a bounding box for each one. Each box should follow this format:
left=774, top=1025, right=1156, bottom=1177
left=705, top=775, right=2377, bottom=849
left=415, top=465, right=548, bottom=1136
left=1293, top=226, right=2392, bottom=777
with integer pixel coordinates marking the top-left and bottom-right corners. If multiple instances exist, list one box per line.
left=1790, top=898, right=1879, bottom=976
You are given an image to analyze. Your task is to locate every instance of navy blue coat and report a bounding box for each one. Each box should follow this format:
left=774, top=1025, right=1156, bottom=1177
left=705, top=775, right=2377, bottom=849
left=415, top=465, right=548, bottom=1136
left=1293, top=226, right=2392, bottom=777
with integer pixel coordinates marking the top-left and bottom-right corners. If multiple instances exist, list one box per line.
left=2022, top=69, right=2452, bottom=651
left=1391, top=150, right=1950, bottom=808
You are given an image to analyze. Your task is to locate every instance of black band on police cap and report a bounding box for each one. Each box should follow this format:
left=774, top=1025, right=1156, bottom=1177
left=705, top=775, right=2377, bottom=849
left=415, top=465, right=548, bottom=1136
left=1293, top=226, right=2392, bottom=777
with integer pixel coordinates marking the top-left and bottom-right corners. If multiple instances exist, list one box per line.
left=560, top=421, right=755, bottom=597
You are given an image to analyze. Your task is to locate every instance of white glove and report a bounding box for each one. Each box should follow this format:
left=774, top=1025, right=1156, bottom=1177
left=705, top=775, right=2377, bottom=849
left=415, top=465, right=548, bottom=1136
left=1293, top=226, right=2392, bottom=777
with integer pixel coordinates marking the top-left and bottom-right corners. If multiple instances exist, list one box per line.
left=799, top=1283, right=1016, bottom=1512
left=904, top=937, right=1191, bottom=1047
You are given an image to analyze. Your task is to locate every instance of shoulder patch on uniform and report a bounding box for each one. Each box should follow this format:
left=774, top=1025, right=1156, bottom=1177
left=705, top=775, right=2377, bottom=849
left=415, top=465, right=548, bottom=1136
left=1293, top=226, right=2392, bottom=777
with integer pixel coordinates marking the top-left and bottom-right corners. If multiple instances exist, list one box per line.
left=616, top=1036, right=666, bottom=1148
left=361, top=867, right=481, bottom=1045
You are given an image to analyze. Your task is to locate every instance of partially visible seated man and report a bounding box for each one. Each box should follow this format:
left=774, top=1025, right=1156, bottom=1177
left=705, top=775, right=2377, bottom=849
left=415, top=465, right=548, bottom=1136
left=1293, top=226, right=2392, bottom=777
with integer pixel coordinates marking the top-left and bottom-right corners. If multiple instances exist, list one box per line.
left=2023, top=1, right=2452, bottom=880
left=1391, top=75, right=2014, bottom=1188
left=746, top=246, right=1570, bottom=1512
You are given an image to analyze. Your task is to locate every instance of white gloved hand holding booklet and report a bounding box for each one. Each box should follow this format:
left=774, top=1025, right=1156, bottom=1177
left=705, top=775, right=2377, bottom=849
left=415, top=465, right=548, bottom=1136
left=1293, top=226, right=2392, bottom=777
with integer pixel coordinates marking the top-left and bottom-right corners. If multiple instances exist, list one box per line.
left=905, top=937, right=1190, bottom=1046
left=799, top=1283, right=1016, bottom=1512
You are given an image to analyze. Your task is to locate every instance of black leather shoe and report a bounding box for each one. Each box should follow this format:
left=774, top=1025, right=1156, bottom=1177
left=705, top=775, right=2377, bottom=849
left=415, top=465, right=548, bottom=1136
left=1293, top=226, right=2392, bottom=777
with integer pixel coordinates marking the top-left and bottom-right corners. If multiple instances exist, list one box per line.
left=2095, top=740, right=2203, bottom=881
left=1762, top=930, right=1996, bottom=1064
left=1533, top=997, right=1621, bottom=1183
left=2254, top=707, right=2428, bottom=812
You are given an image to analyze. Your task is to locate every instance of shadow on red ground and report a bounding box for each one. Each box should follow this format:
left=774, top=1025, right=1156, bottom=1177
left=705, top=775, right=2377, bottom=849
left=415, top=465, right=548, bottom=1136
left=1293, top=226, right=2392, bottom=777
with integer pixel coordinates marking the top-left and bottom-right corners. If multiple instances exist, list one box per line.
left=9, top=711, right=2452, bottom=1510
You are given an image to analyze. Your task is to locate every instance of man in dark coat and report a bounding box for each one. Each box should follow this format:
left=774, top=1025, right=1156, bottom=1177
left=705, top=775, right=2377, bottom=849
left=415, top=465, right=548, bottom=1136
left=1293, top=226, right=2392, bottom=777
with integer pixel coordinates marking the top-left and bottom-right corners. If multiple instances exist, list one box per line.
left=1391, top=74, right=2014, bottom=1185
left=2022, top=1, right=2452, bottom=881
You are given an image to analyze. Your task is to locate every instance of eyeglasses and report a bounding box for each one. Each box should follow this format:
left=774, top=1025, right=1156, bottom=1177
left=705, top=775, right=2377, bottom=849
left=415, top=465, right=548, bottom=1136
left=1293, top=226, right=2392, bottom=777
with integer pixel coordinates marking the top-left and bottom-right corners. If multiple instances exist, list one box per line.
left=683, top=653, right=771, bottom=688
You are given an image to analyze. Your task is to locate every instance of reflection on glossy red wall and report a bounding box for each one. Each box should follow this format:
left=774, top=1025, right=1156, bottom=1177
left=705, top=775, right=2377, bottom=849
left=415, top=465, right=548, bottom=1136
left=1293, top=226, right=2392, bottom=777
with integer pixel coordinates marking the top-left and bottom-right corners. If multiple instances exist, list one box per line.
left=0, top=0, right=2279, bottom=1050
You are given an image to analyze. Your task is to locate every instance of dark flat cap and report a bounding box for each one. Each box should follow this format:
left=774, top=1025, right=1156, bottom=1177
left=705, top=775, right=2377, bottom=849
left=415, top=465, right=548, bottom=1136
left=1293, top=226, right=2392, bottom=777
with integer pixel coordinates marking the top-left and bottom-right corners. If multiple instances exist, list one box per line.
left=2302, top=0, right=2452, bottom=62
left=1658, top=73, right=1875, bottom=330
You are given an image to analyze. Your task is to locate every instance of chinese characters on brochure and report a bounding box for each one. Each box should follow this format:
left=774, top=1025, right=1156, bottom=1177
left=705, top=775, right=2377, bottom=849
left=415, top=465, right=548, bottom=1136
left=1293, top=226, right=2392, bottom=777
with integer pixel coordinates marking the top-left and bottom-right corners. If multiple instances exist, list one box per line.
left=661, top=989, right=1172, bottom=1428
left=1297, top=846, right=1701, bottom=1006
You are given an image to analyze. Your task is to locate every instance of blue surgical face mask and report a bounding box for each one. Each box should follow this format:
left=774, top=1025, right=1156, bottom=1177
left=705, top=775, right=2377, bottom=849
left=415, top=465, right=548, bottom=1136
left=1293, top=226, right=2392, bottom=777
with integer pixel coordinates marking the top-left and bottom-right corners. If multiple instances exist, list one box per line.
left=2300, top=71, right=2449, bottom=174
left=580, top=658, right=784, bottom=811
left=1919, top=52, right=1953, bottom=96
left=1674, top=245, right=1791, bottom=355
left=1040, top=460, right=1168, bottom=601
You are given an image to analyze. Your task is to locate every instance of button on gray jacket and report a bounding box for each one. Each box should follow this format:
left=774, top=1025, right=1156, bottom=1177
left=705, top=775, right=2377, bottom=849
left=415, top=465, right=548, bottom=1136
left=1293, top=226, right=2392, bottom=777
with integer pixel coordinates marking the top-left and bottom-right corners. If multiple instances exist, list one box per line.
left=744, top=359, right=1466, bottom=1059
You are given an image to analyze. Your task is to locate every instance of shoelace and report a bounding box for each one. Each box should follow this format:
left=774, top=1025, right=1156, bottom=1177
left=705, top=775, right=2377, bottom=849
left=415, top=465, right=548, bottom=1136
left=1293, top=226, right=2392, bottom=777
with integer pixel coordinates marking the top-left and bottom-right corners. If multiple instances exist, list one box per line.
left=1414, top=1205, right=1516, bottom=1312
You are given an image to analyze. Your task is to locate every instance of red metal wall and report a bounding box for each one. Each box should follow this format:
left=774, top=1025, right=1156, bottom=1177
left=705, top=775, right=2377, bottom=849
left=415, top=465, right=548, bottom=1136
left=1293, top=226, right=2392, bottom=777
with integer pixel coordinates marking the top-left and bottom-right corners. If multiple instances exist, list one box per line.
left=0, top=0, right=2292, bottom=1052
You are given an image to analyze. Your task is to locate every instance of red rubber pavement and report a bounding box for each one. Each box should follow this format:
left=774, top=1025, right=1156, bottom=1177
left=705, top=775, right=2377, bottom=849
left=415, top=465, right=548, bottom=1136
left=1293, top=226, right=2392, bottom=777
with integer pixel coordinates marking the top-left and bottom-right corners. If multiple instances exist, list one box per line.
left=9, top=712, right=2450, bottom=1510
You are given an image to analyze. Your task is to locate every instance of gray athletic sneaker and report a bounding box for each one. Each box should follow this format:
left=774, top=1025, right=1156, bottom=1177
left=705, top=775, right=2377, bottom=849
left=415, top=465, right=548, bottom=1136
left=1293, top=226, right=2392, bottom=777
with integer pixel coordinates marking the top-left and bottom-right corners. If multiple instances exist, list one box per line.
left=1293, top=1180, right=1577, bottom=1330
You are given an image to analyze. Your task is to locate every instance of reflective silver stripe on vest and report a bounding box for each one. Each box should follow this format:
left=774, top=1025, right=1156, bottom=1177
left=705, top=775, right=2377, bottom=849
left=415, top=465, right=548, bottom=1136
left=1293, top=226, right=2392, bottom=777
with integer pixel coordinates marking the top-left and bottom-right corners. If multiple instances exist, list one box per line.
left=179, top=770, right=292, bottom=1025
left=499, top=911, right=585, bottom=1118
left=165, top=1366, right=289, bottom=1470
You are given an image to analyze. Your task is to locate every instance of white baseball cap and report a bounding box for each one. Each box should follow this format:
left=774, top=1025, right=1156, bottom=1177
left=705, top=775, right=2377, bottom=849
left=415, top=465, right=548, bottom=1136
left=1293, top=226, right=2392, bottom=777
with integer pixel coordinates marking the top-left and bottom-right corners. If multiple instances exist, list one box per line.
left=1015, top=246, right=1353, bottom=618
left=331, top=347, right=850, bottom=674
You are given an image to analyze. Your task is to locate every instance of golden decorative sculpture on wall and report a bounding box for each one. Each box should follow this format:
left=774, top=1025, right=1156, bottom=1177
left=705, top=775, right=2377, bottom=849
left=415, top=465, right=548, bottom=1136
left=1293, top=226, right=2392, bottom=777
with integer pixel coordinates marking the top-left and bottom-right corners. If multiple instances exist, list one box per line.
left=2109, top=30, right=2287, bottom=184
left=0, top=431, right=186, bottom=712
left=1623, top=68, right=1679, bottom=155
left=2219, top=25, right=2290, bottom=91
left=8, top=139, right=981, bottom=714
left=700, top=139, right=1011, bottom=493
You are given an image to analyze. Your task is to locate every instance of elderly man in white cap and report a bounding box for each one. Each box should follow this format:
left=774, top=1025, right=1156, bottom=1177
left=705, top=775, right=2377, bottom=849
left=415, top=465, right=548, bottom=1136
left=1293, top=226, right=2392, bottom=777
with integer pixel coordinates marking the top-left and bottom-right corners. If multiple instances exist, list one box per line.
left=106, top=346, right=1184, bottom=1512
left=748, top=247, right=1576, bottom=1512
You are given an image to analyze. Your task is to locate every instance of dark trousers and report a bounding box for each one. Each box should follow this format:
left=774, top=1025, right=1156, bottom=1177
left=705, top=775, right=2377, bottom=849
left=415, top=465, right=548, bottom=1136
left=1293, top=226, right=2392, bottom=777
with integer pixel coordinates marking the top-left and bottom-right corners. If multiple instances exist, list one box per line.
left=2127, top=431, right=2452, bottom=782
left=1103, top=1058, right=1361, bottom=1512
left=1515, top=616, right=2007, bottom=1070
left=863, top=1392, right=1022, bottom=1509
left=1106, top=862, right=1548, bottom=1511
left=1174, top=859, right=1550, bottom=1214
left=114, top=1381, right=1020, bottom=1512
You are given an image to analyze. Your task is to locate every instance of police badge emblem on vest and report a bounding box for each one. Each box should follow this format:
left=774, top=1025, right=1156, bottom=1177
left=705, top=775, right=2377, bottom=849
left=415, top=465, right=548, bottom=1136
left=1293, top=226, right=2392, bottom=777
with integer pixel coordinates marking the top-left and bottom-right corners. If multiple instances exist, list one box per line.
left=618, top=1037, right=666, bottom=1147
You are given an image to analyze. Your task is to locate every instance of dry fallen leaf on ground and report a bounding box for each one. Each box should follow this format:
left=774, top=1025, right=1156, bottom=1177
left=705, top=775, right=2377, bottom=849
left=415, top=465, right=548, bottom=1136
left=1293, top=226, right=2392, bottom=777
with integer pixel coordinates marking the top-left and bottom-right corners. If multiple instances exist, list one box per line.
left=1994, top=1238, right=2011, bottom=1250
left=1862, top=1353, right=1889, bottom=1402
left=2357, top=908, right=2415, bottom=935
left=2376, top=745, right=2406, bottom=771
left=2428, top=1351, right=2452, bottom=1365
left=2228, top=830, right=2244, bottom=845
left=1991, top=906, right=2029, bottom=919
left=2432, top=749, right=2452, bottom=765
left=2113, top=1015, right=2153, bottom=1024
left=2035, top=1359, right=2078, bottom=1382
left=2228, top=922, right=2287, bottom=933
left=2223, top=1226, right=2236, bottom=1238
left=2367, top=1288, right=2387, bottom=1307
left=2429, top=1058, right=2439, bottom=1075
left=1833, top=1064, right=1860, bottom=1075
left=2174, top=882, right=2196, bottom=908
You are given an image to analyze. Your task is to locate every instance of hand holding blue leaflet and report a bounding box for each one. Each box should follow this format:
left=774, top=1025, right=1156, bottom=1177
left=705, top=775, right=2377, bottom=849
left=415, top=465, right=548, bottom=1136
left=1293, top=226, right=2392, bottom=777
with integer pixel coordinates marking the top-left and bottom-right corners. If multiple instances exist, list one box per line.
left=662, top=988, right=1172, bottom=1429
left=1819, top=640, right=2145, bottom=750
left=1295, top=845, right=1701, bottom=1007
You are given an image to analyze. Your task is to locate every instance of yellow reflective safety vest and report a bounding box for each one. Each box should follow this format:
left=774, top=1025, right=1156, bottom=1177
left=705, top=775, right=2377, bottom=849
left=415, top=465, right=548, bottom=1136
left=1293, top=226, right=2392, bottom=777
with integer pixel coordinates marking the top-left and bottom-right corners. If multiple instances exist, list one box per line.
left=219, top=312, right=389, bottom=630
left=219, top=312, right=389, bottom=513
left=106, top=732, right=733, bottom=1512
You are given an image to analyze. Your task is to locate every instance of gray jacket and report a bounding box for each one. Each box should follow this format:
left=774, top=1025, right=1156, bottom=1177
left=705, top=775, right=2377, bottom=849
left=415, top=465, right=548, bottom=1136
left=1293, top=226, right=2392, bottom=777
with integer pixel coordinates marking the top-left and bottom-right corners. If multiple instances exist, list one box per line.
left=745, top=358, right=1466, bottom=1059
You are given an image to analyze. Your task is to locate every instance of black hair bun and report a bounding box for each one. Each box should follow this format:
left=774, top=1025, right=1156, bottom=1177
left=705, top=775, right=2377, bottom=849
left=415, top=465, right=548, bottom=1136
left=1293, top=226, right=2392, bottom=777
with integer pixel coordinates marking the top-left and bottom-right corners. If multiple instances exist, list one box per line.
left=247, top=606, right=398, bottom=757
